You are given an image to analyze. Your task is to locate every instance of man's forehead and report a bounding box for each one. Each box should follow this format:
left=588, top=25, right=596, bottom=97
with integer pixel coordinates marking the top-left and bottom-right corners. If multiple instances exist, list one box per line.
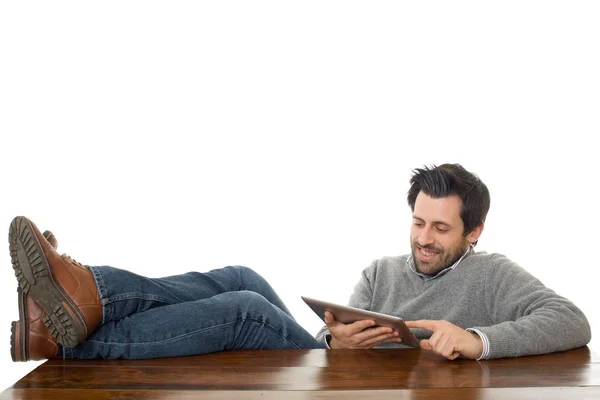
left=413, top=192, right=462, bottom=221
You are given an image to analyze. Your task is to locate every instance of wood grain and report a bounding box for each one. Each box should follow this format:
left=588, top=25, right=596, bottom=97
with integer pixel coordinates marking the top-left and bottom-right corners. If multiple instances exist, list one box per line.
left=2, top=347, right=598, bottom=399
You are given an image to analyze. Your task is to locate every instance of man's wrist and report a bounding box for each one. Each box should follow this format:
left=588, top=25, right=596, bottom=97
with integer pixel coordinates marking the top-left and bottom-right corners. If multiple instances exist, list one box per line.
left=327, top=334, right=338, bottom=349
left=470, top=332, right=484, bottom=358
left=466, top=328, right=490, bottom=360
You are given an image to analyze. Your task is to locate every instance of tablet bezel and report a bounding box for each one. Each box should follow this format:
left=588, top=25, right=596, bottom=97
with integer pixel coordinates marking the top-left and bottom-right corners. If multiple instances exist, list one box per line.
left=302, top=296, right=421, bottom=348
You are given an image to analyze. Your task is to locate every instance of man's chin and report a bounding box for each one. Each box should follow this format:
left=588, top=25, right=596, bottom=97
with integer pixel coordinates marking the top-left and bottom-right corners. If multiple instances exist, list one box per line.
left=415, top=261, right=444, bottom=276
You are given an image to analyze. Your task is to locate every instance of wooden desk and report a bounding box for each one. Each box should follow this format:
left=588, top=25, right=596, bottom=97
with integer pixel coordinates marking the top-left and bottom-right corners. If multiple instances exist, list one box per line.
left=1, top=347, right=599, bottom=399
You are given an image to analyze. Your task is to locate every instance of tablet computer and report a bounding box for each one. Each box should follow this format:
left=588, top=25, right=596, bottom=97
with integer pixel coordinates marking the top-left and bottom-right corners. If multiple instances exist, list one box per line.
left=301, top=296, right=420, bottom=348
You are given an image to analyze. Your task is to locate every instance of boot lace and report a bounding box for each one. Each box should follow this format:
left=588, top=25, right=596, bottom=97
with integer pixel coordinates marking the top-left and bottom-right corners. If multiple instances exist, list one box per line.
left=62, top=254, right=86, bottom=268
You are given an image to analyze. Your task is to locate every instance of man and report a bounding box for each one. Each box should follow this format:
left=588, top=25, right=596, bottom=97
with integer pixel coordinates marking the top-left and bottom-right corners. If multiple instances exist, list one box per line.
left=9, top=163, right=591, bottom=361
left=315, top=163, right=591, bottom=359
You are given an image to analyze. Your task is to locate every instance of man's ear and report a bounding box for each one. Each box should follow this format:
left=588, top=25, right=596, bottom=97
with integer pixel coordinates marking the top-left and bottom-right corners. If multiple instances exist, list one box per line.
left=466, top=223, right=484, bottom=244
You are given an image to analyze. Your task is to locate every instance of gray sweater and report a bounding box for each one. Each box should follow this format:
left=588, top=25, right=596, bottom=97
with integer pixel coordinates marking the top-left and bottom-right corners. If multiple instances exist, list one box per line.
left=315, top=249, right=591, bottom=359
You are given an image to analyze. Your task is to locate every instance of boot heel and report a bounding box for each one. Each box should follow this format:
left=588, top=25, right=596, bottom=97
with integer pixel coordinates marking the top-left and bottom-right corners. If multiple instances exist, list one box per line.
left=11, top=320, right=28, bottom=362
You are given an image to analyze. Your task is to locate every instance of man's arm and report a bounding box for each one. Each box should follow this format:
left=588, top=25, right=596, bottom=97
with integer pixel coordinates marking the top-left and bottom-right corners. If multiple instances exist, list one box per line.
left=473, top=254, right=591, bottom=359
left=405, top=319, right=484, bottom=360
left=407, top=255, right=591, bottom=360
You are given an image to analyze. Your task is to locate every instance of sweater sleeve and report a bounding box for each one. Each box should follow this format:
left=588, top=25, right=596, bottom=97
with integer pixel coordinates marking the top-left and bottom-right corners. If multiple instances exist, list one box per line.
left=474, top=254, right=591, bottom=359
left=314, top=261, right=377, bottom=346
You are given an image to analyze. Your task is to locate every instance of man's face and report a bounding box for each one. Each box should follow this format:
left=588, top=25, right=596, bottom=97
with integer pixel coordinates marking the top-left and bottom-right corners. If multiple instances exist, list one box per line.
left=410, top=192, right=478, bottom=276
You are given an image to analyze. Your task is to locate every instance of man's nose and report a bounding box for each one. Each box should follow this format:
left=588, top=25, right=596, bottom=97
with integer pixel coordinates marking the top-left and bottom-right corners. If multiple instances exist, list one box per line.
left=418, top=227, right=434, bottom=246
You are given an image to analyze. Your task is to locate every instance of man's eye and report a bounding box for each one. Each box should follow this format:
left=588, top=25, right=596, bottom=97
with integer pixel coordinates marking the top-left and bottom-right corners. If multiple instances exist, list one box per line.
left=414, top=222, right=424, bottom=227
left=436, top=227, right=448, bottom=233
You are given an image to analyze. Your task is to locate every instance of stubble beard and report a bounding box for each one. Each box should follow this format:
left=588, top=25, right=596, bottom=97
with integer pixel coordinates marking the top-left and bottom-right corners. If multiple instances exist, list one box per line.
left=411, top=238, right=470, bottom=276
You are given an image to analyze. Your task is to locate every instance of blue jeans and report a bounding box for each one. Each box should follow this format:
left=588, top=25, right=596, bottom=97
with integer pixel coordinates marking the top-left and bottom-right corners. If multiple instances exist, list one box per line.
left=63, top=266, right=324, bottom=359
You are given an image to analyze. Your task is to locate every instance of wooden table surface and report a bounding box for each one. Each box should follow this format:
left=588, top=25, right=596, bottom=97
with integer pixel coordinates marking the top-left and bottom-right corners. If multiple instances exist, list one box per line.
left=1, top=346, right=598, bottom=399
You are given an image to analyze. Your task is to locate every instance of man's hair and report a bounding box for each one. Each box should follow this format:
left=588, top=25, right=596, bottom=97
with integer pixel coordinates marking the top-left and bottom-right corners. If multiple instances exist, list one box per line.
left=407, top=163, right=490, bottom=237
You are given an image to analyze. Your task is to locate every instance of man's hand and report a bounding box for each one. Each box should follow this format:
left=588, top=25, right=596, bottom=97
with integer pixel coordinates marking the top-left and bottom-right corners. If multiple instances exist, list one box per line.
left=405, top=320, right=483, bottom=360
left=325, top=311, right=402, bottom=349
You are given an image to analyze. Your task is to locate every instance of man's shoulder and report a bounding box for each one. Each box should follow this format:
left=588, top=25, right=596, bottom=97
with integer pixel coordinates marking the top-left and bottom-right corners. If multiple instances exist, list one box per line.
left=362, top=254, right=409, bottom=274
left=468, top=250, right=511, bottom=261
left=373, top=254, right=410, bottom=267
left=463, top=250, right=521, bottom=270
left=362, top=254, right=410, bottom=281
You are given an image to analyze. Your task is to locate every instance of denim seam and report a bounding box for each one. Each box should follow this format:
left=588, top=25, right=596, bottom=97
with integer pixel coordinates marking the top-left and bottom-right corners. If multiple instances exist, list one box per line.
left=82, top=321, right=239, bottom=346
left=241, top=316, right=304, bottom=349
left=106, top=293, right=178, bottom=304
left=150, top=281, right=188, bottom=304
left=89, top=266, right=110, bottom=324
left=82, top=317, right=303, bottom=349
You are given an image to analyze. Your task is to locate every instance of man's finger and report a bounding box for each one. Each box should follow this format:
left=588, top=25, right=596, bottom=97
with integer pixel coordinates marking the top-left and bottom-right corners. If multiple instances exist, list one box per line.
left=405, top=319, right=439, bottom=331
left=355, top=326, right=396, bottom=342
left=325, top=312, right=376, bottom=337
left=324, top=311, right=335, bottom=325
left=324, top=311, right=345, bottom=330
left=435, top=333, right=451, bottom=355
left=420, top=339, right=432, bottom=351
left=427, top=331, right=441, bottom=349
left=348, top=319, right=377, bottom=334
left=361, top=333, right=402, bottom=349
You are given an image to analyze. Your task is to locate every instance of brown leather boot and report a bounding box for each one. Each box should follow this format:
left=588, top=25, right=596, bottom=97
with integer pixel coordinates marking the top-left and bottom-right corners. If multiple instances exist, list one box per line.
left=11, top=289, right=60, bottom=361
left=42, top=230, right=58, bottom=250
left=11, top=230, right=61, bottom=361
left=9, top=216, right=102, bottom=348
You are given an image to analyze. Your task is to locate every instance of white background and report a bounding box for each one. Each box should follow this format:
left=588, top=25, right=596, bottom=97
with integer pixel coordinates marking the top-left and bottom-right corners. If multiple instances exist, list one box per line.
left=0, top=0, right=599, bottom=392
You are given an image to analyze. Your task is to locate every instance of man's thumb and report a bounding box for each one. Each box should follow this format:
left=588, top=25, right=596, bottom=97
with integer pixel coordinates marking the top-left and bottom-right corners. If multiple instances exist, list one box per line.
left=420, top=339, right=432, bottom=351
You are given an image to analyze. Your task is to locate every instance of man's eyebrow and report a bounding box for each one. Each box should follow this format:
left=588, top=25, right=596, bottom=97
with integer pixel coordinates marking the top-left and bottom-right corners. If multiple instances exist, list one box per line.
left=412, top=216, right=452, bottom=227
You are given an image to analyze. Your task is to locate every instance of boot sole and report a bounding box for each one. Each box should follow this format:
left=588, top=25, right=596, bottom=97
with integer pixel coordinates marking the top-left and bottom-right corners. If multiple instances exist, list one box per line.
left=9, top=216, right=87, bottom=348
left=11, top=289, right=29, bottom=362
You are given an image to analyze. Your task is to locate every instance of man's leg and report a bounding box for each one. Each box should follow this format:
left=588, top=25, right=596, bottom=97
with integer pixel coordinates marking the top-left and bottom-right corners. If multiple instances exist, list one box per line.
left=9, top=216, right=312, bottom=361
left=92, top=265, right=296, bottom=324
left=65, top=290, right=324, bottom=359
